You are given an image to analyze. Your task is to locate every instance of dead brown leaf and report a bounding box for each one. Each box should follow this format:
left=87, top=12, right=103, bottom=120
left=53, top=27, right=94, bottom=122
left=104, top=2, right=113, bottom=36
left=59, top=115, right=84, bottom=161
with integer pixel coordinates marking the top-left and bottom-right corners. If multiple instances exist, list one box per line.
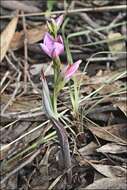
left=91, top=164, right=126, bottom=178
left=113, top=100, right=127, bottom=116
left=82, top=177, right=126, bottom=190
left=87, top=123, right=127, bottom=145
left=79, top=142, right=98, bottom=156
left=91, top=82, right=122, bottom=95
left=1, top=93, right=41, bottom=112
left=0, top=15, right=18, bottom=61
left=10, top=25, right=47, bottom=50
left=80, top=70, right=125, bottom=85
left=96, top=143, right=127, bottom=154
left=107, top=32, right=126, bottom=55
left=30, top=147, right=51, bottom=189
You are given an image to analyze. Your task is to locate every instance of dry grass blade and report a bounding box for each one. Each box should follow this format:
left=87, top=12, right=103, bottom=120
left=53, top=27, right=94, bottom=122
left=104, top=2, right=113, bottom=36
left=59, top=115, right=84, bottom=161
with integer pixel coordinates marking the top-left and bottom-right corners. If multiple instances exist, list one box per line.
left=48, top=174, right=63, bottom=190
left=0, top=14, right=18, bottom=61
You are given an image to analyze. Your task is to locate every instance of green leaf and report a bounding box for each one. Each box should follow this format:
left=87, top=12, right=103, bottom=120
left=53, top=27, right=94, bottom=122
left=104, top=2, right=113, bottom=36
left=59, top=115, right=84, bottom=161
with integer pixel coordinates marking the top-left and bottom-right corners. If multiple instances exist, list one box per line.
left=47, top=0, right=56, bottom=11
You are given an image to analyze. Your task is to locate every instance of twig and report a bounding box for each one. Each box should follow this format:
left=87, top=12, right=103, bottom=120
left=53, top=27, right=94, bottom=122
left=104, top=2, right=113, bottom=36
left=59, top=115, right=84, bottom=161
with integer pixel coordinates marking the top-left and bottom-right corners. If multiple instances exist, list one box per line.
left=1, top=80, right=11, bottom=94
left=8, top=50, right=18, bottom=62
left=0, top=119, right=19, bottom=131
left=8, top=50, right=24, bottom=70
left=0, top=71, right=10, bottom=87
left=27, top=72, right=41, bottom=94
left=86, top=56, right=118, bottom=62
left=1, top=72, right=21, bottom=114
left=108, top=12, right=126, bottom=28
left=1, top=110, right=44, bottom=120
left=80, top=13, right=99, bottom=29
left=1, top=72, right=17, bottom=93
left=22, top=11, right=28, bottom=93
left=20, top=11, right=41, bottom=95
left=0, top=5, right=126, bottom=19
left=5, top=55, right=19, bottom=73
left=79, top=13, right=106, bottom=40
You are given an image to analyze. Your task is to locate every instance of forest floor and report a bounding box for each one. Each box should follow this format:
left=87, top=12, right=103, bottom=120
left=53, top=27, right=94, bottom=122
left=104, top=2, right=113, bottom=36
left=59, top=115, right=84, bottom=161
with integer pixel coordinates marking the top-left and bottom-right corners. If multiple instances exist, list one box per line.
left=0, top=0, right=127, bottom=189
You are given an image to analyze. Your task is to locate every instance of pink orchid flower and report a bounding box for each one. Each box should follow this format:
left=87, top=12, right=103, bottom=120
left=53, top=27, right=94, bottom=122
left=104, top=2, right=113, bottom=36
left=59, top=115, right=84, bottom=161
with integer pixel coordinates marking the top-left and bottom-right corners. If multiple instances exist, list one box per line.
left=63, top=60, right=82, bottom=81
left=40, top=32, right=64, bottom=58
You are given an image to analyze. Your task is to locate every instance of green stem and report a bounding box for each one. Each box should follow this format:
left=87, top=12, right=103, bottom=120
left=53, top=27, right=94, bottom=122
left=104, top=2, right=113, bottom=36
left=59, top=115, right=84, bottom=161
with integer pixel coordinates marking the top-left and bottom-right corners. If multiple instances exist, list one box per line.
left=53, top=89, right=58, bottom=118
left=52, top=58, right=61, bottom=118
left=73, top=76, right=80, bottom=117
left=74, top=79, right=78, bottom=112
left=62, top=18, right=80, bottom=116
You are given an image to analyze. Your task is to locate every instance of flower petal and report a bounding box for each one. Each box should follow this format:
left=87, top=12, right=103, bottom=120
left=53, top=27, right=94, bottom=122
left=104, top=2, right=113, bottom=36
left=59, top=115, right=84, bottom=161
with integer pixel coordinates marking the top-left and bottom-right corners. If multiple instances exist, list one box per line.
left=52, top=42, right=64, bottom=58
left=56, top=15, right=64, bottom=27
left=64, top=60, right=82, bottom=80
left=40, top=43, right=51, bottom=57
left=43, top=32, right=54, bottom=49
left=41, top=33, right=64, bottom=58
left=56, top=35, right=64, bottom=44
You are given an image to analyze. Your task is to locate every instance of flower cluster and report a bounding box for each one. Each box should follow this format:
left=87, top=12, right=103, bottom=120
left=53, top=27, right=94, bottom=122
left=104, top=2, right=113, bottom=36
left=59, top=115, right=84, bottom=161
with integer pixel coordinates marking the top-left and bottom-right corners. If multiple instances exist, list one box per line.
left=40, top=15, right=82, bottom=82
left=40, top=15, right=82, bottom=117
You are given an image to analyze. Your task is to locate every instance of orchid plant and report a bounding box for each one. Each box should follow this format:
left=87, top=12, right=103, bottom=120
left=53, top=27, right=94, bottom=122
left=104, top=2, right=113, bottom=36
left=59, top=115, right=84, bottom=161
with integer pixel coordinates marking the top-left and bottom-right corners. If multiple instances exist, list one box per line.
left=40, top=15, right=81, bottom=118
left=40, top=15, right=81, bottom=184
